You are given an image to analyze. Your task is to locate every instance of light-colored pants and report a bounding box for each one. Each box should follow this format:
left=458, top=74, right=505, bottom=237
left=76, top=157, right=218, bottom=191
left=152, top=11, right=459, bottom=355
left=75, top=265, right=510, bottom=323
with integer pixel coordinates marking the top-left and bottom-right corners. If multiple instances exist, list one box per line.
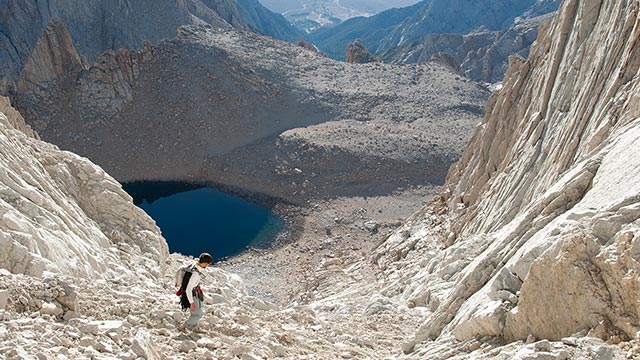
left=184, top=298, right=203, bottom=329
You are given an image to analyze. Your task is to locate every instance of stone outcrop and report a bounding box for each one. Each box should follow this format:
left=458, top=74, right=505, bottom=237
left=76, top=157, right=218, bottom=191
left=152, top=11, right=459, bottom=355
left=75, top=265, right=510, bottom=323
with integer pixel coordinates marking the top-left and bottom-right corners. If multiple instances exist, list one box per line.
left=0, top=97, right=37, bottom=139
left=17, top=17, right=84, bottom=93
left=429, top=52, right=462, bottom=73
left=15, top=18, right=154, bottom=132
left=345, top=39, right=378, bottom=64
left=11, top=16, right=151, bottom=123
left=364, top=0, right=640, bottom=353
left=0, top=96, right=168, bottom=278
left=0, top=76, right=16, bottom=98
left=84, top=41, right=154, bottom=109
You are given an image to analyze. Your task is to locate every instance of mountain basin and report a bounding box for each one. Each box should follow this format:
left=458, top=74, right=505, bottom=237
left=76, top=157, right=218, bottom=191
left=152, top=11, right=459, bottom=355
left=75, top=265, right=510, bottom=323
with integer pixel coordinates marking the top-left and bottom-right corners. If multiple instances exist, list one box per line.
left=123, top=181, right=284, bottom=261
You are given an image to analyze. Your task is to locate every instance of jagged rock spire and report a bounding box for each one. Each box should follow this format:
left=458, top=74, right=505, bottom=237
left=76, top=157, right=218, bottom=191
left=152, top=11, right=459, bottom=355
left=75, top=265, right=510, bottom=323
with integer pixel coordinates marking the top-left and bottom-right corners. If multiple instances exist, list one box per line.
left=346, top=39, right=377, bottom=64
left=17, top=17, right=84, bottom=91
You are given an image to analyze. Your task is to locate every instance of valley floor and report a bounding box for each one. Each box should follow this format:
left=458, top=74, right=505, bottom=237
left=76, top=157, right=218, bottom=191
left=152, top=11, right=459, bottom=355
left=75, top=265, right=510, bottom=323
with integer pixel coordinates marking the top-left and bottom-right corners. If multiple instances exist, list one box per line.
left=219, top=186, right=436, bottom=305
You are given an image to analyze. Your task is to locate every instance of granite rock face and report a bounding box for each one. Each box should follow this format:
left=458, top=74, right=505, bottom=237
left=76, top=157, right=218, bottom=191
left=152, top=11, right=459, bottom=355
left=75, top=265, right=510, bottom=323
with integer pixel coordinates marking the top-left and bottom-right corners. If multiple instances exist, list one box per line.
left=367, top=0, right=640, bottom=352
left=0, top=95, right=36, bottom=138
left=0, top=96, right=168, bottom=278
left=14, top=17, right=154, bottom=134
left=16, top=17, right=84, bottom=93
left=0, top=0, right=300, bottom=80
left=462, top=15, right=552, bottom=83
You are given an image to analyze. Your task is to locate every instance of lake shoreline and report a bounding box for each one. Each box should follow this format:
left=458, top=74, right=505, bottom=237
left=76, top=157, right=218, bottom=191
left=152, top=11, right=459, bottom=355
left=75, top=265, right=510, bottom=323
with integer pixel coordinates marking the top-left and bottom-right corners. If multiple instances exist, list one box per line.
left=217, top=185, right=437, bottom=304
left=123, top=180, right=299, bottom=261
left=123, top=179, right=436, bottom=305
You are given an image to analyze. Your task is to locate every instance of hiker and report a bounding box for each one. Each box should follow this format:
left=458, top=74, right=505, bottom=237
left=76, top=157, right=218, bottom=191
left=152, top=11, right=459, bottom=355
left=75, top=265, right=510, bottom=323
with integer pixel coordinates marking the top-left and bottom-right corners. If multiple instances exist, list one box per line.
left=176, top=252, right=213, bottom=331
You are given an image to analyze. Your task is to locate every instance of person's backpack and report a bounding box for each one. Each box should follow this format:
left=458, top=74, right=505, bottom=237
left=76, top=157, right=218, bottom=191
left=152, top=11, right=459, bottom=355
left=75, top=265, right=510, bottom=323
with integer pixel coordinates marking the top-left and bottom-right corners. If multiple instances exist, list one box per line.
left=175, top=265, right=196, bottom=310
left=175, top=265, right=191, bottom=295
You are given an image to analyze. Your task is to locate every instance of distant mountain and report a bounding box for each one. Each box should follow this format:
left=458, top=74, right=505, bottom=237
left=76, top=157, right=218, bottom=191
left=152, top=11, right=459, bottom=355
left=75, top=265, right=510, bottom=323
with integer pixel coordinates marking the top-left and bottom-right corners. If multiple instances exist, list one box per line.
left=310, top=0, right=561, bottom=61
left=235, top=0, right=305, bottom=41
left=258, top=0, right=423, bottom=33
left=307, top=3, right=422, bottom=59
left=379, top=13, right=555, bottom=82
left=259, top=0, right=423, bottom=15
left=0, top=0, right=302, bottom=80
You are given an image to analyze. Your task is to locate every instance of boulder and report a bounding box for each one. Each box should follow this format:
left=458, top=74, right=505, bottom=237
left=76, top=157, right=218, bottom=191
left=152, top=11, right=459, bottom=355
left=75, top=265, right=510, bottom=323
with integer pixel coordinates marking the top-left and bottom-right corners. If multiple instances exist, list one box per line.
left=0, top=290, right=8, bottom=310
left=179, top=340, right=197, bottom=353
left=97, top=321, right=125, bottom=337
left=40, top=302, right=63, bottom=316
left=131, top=330, right=160, bottom=359
left=196, top=338, right=219, bottom=350
left=364, top=221, right=380, bottom=233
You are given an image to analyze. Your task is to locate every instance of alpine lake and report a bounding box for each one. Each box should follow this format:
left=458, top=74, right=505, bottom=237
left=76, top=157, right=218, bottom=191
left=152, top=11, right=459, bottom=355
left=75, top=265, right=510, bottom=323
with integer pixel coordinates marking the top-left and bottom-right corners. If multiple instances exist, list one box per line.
left=123, top=182, right=284, bottom=262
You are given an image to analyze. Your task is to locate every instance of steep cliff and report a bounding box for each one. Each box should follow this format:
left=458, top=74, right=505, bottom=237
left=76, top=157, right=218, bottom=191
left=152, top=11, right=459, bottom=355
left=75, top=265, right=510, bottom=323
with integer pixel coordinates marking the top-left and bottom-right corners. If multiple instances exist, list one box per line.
left=14, top=17, right=153, bottom=135
left=365, top=0, right=640, bottom=354
left=0, top=95, right=36, bottom=138
left=16, top=17, right=84, bottom=94
left=0, top=0, right=300, bottom=80
left=0, top=96, right=168, bottom=278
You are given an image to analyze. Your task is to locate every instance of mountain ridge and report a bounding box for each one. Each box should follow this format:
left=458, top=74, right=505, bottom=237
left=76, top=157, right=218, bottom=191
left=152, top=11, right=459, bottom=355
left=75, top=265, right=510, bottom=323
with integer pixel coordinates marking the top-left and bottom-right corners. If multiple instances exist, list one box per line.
left=309, top=0, right=561, bottom=82
left=379, top=13, right=554, bottom=82
left=0, top=0, right=302, bottom=80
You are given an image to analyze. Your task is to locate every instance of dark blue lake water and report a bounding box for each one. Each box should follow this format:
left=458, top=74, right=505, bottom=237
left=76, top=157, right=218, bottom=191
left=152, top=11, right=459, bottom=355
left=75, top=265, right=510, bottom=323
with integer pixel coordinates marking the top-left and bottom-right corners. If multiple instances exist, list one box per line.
left=123, top=182, right=283, bottom=262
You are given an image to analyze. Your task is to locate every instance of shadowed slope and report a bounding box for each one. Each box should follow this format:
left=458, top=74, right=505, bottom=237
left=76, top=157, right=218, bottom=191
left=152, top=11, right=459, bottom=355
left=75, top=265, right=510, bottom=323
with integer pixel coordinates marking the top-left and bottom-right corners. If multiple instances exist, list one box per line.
left=12, top=21, right=488, bottom=203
